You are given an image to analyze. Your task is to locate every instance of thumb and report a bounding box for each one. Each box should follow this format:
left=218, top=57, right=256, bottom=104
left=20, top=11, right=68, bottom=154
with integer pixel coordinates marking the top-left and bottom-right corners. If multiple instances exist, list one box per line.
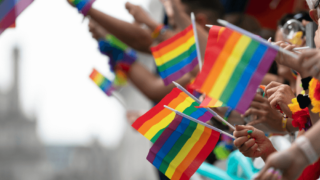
left=254, top=164, right=271, bottom=179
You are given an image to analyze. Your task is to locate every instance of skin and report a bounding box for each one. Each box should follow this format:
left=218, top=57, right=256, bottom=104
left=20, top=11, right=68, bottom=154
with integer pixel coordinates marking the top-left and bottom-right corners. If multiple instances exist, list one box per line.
left=255, top=7, right=320, bottom=180
left=233, top=125, right=276, bottom=161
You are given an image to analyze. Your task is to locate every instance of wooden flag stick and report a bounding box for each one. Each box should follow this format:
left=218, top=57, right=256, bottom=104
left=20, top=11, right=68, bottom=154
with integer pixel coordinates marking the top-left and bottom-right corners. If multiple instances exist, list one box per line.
left=164, top=105, right=235, bottom=139
left=209, top=19, right=299, bottom=60
left=172, top=81, right=235, bottom=130
left=191, top=12, right=203, bottom=71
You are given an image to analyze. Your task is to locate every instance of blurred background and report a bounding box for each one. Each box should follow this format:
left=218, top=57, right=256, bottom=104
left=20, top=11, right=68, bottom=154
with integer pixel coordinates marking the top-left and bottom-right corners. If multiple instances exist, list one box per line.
left=0, top=0, right=161, bottom=179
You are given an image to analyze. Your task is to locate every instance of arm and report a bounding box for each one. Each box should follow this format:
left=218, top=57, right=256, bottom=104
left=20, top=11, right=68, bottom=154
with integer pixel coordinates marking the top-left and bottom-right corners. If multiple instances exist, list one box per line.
left=128, top=62, right=194, bottom=102
left=87, top=8, right=153, bottom=53
left=170, top=0, right=208, bottom=60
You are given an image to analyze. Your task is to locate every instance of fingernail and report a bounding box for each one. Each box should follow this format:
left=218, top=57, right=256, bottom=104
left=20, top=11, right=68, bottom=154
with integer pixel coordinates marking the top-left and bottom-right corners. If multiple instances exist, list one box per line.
left=267, top=167, right=274, bottom=173
left=247, top=130, right=253, bottom=134
left=253, top=138, right=256, bottom=141
left=268, top=37, right=272, bottom=42
left=257, top=147, right=261, bottom=152
left=247, top=135, right=251, bottom=139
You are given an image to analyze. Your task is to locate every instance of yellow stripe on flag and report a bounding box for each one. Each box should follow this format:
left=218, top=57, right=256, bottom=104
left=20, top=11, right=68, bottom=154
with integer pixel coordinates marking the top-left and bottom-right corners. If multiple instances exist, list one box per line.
left=154, top=37, right=196, bottom=66
left=144, top=97, right=194, bottom=140
left=165, top=123, right=205, bottom=178
left=93, top=74, right=104, bottom=85
left=209, top=35, right=251, bottom=99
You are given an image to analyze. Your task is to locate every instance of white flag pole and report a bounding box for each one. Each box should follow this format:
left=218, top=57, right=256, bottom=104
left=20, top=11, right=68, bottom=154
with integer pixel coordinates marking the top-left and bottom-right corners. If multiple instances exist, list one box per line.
left=173, top=81, right=235, bottom=130
left=164, top=105, right=235, bottom=139
left=210, top=19, right=299, bottom=60
left=191, top=12, right=203, bottom=71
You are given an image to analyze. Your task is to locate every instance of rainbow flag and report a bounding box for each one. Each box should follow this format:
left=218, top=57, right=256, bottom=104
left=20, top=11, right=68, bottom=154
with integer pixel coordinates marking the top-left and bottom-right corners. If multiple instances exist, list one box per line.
left=132, top=88, right=213, bottom=143
left=89, top=68, right=115, bottom=96
left=192, top=27, right=278, bottom=114
left=198, top=96, right=223, bottom=108
left=0, top=0, right=34, bottom=35
left=99, top=35, right=137, bottom=71
left=147, top=114, right=220, bottom=180
left=151, top=25, right=198, bottom=86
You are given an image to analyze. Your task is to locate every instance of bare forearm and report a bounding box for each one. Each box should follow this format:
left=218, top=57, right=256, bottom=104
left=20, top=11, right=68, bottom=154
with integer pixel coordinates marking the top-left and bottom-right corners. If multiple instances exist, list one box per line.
left=128, top=63, right=193, bottom=102
left=87, top=8, right=152, bottom=53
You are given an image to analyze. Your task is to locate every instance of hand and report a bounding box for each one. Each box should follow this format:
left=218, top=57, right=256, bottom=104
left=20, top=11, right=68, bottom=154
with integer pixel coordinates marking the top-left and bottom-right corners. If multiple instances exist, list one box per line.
left=265, top=81, right=295, bottom=117
left=301, top=49, right=320, bottom=81
left=88, top=19, right=108, bottom=40
left=125, top=2, right=151, bottom=25
left=273, top=41, right=296, bottom=66
left=243, top=94, right=284, bottom=133
left=233, top=125, right=276, bottom=159
left=255, top=144, right=309, bottom=180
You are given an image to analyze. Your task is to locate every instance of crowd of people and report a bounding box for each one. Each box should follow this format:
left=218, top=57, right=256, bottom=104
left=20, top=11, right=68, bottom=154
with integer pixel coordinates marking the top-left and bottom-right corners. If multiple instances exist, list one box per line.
left=67, top=0, right=320, bottom=179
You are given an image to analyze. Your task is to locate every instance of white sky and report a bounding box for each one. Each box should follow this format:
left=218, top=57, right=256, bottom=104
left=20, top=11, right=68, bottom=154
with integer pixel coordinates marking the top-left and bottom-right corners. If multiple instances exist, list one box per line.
left=0, top=0, right=156, bottom=147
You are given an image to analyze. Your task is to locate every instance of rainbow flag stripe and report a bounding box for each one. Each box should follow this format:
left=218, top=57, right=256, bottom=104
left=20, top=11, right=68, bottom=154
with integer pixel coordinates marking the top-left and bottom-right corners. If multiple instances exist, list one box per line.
left=193, top=27, right=278, bottom=113
left=89, top=68, right=115, bottom=96
left=147, top=114, right=220, bottom=180
left=0, top=0, right=34, bottom=35
left=151, top=25, right=198, bottom=86
left=198, top=96, right=223, bottom=108
left=132, top=88, right=213, bottom=143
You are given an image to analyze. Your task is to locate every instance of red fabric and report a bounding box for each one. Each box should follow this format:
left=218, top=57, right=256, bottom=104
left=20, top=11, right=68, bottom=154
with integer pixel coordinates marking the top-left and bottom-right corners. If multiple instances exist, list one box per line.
left=291, top=108, right=310, bottom=130
left=246, top=0, right=296, bottom=29
left=297, top=158, right=320, bottom=180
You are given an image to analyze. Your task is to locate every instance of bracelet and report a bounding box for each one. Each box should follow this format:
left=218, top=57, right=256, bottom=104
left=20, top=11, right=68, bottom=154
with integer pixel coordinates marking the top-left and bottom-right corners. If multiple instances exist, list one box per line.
left=301, top=76, right=312, bottom=90
left=69, top=0, right=95, bottom=16
left=151, top=24, right=164, bottom=39
left=282, top=116, right=288, bottom=130
left=295, top=136, right=318, bottom=164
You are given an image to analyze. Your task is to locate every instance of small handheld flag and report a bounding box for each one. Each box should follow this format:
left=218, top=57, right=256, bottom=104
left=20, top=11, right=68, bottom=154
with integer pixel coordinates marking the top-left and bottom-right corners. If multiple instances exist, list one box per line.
left=131, top=88, right=213, bottom=143
left=192, top=22, right=279, bottom=114
left=147, top=113, right=220, bottom=180
left=89, top=68, right=115, bottom=96
left=151, top=25, right=199, bottom=86
left=0, top=0, right=34, bottom=35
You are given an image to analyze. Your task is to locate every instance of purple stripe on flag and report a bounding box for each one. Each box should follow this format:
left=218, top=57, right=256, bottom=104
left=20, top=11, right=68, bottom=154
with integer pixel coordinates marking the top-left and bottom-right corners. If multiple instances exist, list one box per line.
left=0, top=0, right=33, bottom=35
left=163, top=57, right=198, bottom=86
left=197, top=111, right=213, bottom=123
left=146, top=115, right=183, bottom=163
left=235, top=47, right=278, bottom=113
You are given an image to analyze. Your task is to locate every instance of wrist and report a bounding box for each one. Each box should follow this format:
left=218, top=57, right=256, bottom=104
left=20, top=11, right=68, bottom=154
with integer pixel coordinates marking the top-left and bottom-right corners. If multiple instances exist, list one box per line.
left=261, top=139, right=277, bottom=161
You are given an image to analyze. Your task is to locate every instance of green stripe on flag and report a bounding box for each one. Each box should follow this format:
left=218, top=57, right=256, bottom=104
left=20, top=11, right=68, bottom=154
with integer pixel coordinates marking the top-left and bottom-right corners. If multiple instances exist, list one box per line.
left=157, top=44, right=196, bottom=72
left=159, top=120, right=198, bottom=173
left=220, top=40, right=259, bottom=103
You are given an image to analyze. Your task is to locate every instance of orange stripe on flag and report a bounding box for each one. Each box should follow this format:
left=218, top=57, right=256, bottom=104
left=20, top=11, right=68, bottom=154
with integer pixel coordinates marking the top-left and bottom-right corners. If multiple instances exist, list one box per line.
left=200, top=32, right=242, bottom=93
left=138, top=92, right=185, bottom=135
left=152, top=30, right=194, bottom=59
left=171, top=127, right=212, bottom=180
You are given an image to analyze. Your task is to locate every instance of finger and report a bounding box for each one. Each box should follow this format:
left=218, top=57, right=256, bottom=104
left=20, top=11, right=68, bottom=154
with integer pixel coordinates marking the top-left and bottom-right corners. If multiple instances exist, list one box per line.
left=272, top=169, right=282, bottom=180
left=233, top=136, right=249, bottom=147
left=243, top=108, right=265, bottom=118
left=242, top=143, right=259, bottom=157
left=255, top=165, right=269, bottom=180
left=234, top=126, right=254, bottom=137
left=269, top=95, right=280, bottom=109
left=253, top=94, right=265, bottom=103
left=239, top=138, right=255, bottom=152
left=247, top=119, right=265, bottom=126
left=250, top=101, right=263, bottom=110
left=309, top=63, right=320, bottom=76
left=299, top=50, right=319, bottom=62
left=265, top=85, right=280, bottom=98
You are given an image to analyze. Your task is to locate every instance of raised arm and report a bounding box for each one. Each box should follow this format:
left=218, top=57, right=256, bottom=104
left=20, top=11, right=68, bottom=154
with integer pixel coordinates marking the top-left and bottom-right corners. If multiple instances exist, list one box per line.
left=128, top=62, right=194, bottom=102
left=86, top=8, right=153, bottom=53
